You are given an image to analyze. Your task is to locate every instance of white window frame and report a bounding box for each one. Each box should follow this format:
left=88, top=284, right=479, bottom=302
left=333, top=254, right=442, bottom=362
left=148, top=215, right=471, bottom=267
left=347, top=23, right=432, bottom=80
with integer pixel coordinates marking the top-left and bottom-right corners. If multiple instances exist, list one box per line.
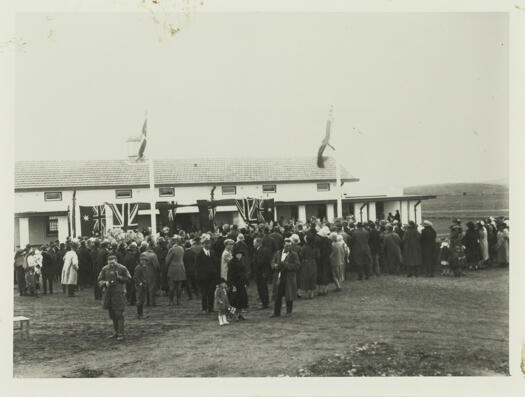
left=46, top=216, right=59, bottom=237
left=159, top=187, right=175, bottom=197
left=317, top=183, right=330, bottom=192
left=262, top=184, right=276, bottom=193
left=221, top=185, right=237, bottom=195
left=44, top=191, right=62, bottom=201
left=115, top=189, right=132, bottom=199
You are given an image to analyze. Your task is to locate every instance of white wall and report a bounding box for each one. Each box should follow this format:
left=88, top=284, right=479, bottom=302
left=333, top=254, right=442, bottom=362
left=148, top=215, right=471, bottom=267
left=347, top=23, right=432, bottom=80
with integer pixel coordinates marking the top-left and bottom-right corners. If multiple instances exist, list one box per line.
left=15, top=180, right=349, bottom=212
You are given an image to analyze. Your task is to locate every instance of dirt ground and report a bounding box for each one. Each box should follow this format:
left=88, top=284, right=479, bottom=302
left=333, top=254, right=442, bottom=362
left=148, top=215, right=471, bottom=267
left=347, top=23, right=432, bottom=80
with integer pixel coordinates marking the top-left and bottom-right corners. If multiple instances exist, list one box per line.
left=13, top=268, right=508, bottom=378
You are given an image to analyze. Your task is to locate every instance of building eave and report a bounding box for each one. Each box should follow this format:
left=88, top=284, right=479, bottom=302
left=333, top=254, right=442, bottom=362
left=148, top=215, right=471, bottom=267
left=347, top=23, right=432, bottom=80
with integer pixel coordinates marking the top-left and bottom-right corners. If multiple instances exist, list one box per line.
left=14, top=177, right=360, bottom=192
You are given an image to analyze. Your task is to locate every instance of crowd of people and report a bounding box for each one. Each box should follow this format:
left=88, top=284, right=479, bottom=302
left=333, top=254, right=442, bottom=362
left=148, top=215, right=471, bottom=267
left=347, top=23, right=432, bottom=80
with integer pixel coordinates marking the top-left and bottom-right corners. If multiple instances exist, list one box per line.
left=14, top=214, right=510, bottom=340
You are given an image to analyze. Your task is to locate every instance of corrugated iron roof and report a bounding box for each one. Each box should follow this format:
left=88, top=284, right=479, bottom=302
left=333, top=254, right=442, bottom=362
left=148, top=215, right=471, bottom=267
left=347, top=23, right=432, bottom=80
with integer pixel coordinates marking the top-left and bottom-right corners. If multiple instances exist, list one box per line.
left=15, top=157, right=357, bottom=190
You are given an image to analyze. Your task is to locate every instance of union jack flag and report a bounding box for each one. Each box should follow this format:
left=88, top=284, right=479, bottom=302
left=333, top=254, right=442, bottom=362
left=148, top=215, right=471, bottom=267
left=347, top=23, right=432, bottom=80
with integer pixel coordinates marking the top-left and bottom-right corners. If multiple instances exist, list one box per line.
left=79, top=205, right=106, bottom=236
left=234, top=198, right=262, bottom=224
left=107, top=203, right=140, bottom=231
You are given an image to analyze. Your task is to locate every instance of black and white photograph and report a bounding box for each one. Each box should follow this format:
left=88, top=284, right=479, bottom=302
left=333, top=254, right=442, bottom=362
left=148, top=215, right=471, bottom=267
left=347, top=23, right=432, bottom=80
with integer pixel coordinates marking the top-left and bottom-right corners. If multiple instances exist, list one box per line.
left=2, top=0, right=525, bottom=396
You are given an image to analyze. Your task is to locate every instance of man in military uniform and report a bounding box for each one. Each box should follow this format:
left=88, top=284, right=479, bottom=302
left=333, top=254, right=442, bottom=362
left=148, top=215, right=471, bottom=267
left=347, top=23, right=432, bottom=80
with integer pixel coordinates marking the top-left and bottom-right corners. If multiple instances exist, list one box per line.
left=97, top=254, right=131, bottom=341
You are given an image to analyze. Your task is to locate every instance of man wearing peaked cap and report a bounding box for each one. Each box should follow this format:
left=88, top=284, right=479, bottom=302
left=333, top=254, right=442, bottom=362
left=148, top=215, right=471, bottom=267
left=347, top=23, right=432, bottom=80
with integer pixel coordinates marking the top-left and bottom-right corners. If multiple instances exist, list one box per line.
left=97, top=253, right=131, bottom=341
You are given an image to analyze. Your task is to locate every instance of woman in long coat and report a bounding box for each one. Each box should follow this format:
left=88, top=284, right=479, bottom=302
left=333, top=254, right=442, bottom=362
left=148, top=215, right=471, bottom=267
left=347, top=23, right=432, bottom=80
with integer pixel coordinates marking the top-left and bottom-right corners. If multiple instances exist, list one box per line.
left=220, top=239, right=234, bottom=281
left=156, top=238, right=169, bottom=296
left=227, top=248, right=249, bottom=310
left=61, top=242, right=79, bottom=297
left=383, top=226, right=403, bottom=274
left=329, top=232, right=345, bottom=291
left=299, top=233, right=319, bottom=299
left=402, top=222, right=422, bottom=277
left=477, top=221, right=489, bottom=265
left=462, top=221, right=481, bottom=270
left=165, top=237, right=186, bottom=305
left=233, top=234, right=250, bottom=279
left=495, top=223, right=509, bottom=267
left=315, top=226, right=333, bottom=296
left=420, top=221, right=437, bottom=276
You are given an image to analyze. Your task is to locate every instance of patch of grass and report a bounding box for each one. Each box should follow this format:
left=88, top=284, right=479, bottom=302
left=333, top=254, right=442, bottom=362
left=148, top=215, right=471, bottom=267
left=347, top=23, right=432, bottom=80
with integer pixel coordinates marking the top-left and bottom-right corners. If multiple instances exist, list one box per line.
left=13, top=268, right=509, bottom=377
left=297, top=342, right=509, bottom=377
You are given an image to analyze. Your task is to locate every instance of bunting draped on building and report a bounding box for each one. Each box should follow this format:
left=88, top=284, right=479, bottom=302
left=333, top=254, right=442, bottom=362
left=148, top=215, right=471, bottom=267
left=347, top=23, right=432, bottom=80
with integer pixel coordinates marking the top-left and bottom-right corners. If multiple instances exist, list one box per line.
left=196, top=200, right=213, bottom=232
left=79, top=205, right=106, bottom=236
left=157, top=201, right=177, bottom=231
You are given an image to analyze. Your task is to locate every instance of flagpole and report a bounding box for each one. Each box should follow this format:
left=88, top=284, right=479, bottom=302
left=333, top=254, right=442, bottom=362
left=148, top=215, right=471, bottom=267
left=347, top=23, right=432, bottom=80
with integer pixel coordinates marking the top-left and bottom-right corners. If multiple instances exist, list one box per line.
left=149, top=156, right=157, bottom=242
left=335, top=154, right=343, bottom=219
left=330, top=106, right=343, bottom=219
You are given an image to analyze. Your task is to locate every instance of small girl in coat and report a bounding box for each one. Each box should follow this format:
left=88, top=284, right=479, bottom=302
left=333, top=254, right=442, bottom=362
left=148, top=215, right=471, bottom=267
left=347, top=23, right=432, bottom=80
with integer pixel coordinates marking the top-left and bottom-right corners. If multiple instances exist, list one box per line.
left=449, top=244, right=466, bottom=277
left=439, top=240, right=451, bottom=276
left=214, top=278, right=231, bottom=326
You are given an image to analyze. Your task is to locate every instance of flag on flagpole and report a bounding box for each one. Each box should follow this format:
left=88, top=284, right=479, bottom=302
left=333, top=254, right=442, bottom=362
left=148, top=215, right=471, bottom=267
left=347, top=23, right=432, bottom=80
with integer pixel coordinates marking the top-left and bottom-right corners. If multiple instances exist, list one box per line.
left=317, top=107, right=335, bottom=168
left=137, top=113, right=147, bottom=160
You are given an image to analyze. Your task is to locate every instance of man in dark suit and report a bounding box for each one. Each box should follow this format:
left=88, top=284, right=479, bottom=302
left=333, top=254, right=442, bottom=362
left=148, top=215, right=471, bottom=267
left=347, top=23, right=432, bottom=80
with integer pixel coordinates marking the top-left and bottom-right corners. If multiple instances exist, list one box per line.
left=270, top=237, right=300, bottom=317
left=212, top=225, right=229, bottom=258
left=252, top=237, right=272, bottom=309
left=95, top=241, right=110, bottom=300
left=350, top=223, right=372, bottom=280
left=269, top=226, right=284, bottom=252
left=420, top=220, right=437, bottom=276
left=41, top=245, right=55, bottom=294
left=122, top=242, right=139, bottom=305
left=368, top=222, right=381, bottom=276
left=195, top=236, right=218, bottom=313
left=77, top=240, right=93, bottom=289
left=141, top=243, right=160, bottom=306
left=55, top=243, right=66, bottom=282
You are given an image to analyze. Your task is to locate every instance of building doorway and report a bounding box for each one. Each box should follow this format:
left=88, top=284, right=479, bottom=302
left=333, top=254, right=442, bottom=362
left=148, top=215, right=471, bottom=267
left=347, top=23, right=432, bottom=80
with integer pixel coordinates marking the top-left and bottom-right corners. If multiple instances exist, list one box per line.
left=375, top=201, right=385, bottom=220
left=317, top=204, right=327, bottom=220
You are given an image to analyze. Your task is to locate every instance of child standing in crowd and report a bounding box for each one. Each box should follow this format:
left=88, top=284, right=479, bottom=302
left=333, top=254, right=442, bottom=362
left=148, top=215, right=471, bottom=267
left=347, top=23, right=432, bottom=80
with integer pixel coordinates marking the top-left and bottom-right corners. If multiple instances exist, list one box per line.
left=439, top=240, right=451, bottom=276
left=449, top=243, right=466, bottom=277
left=214, top=278, right=230, bottom=326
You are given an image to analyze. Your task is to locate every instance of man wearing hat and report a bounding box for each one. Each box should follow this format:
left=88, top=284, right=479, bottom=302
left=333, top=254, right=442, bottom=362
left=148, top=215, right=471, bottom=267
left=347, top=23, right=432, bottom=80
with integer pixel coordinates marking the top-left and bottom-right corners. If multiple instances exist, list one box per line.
left=40, top=245, right=56, bottom=294
left=141, top=245, right=160, bottom=306
left=420, top=220, right=437, bottom=277
left=122, top=242, right=139, bottom=305
left=14, top=248, right=27, bottom=296
left=270, top=237, right=300, bottom=317
left=252, top=237, right=272, bottom=309
left=403, top=221, right=422, bottom=277
left=94, top=241, right=110, bottom=300
left=368, top=222, right=381, bottom=276
left=97, top=253, right=131, bottom=340
left=195, top=235, right=219, bottom=313
left=350, top=222, right=372, bottom=280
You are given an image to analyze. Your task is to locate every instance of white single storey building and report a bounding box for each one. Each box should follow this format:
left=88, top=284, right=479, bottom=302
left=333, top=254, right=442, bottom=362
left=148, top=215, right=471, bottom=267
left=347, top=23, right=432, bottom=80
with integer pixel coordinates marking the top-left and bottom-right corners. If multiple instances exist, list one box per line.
left=14, top=156, right=435, bottom=247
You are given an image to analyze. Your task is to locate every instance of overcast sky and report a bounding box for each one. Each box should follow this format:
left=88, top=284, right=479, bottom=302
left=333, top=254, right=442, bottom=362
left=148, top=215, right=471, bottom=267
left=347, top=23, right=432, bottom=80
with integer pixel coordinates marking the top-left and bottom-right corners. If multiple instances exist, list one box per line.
left=15, top=12, right=508, bottom=188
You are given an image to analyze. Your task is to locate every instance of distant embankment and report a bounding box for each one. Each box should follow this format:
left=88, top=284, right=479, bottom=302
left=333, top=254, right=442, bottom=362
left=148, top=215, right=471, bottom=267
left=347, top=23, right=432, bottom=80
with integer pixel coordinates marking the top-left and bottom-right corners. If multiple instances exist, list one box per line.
left=404, top=182, right=509, bottom=235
